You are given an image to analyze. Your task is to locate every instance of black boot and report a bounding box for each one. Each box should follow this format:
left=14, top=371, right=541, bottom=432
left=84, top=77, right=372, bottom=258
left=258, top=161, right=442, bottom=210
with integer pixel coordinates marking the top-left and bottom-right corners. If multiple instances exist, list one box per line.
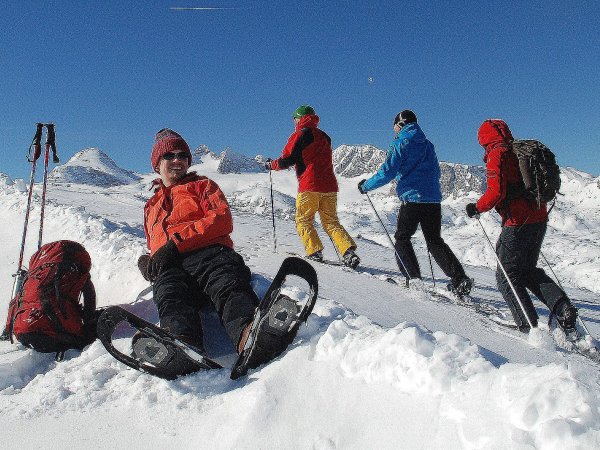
left=555, top=301, right=577, bottom=333
left=447, top=277, right=473, bottom=299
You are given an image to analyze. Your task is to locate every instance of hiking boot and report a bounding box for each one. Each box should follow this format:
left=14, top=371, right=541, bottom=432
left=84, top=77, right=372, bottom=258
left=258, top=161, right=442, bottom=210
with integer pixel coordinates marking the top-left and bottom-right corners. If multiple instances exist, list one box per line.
left=343, top=249, right=360, bottom=269
left=555, top=302, right=577, bottom=333
left=232, top=294, right=302, bottom=378
left=447, top=277, right=473, bottom=299
left=306, top=250, right=323, bottom=262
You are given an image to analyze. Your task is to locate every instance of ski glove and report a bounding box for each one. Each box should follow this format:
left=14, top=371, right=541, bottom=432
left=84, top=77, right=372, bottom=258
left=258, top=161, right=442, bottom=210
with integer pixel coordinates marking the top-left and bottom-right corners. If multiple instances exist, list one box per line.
left=466, top=203, right=479, bottom=218
left=264, top=158, right=273, bottom=171
left=358, top=179, right=367, bottom=194
left=137, top=254, right=154, bottom=281
left=148, top=240, right=180, bottom=278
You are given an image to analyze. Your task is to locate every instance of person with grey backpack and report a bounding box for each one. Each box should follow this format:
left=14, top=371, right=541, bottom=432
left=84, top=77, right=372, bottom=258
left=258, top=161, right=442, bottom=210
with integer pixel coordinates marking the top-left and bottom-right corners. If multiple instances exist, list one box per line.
left=465, top=118, right=576, bottom=333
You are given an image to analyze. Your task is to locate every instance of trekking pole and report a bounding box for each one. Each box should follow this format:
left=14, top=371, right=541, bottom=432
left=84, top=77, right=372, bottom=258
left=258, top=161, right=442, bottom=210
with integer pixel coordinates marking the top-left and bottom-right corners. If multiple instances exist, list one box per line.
left=364, top=192, right=410, bottom=287
left=328, top=235, right=343, bottom=264
left=426, top=246, right=436, bottom=288
left=268, top=168, right=277, bottom=253
left=539, top=250, right=594, bottom=336
left=539, top=251, right=566, bottom=292
left=13, top=123, right=44, bottom=296
left=37, top=123, right=59, bottom=249
left=475, top=216, right=535, bottom=329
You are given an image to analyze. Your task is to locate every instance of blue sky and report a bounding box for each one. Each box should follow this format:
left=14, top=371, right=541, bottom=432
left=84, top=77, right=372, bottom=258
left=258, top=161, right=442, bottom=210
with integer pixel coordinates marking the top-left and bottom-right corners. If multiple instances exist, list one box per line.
left=1, top=0, right=598, bottom=179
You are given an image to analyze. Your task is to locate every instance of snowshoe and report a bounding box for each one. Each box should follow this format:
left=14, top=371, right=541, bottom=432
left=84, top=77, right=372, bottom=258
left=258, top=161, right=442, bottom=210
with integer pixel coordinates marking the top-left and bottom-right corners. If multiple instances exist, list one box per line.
left=96, top=306, right=222, bottom=380
left=230, top=257, right=318, bottom=380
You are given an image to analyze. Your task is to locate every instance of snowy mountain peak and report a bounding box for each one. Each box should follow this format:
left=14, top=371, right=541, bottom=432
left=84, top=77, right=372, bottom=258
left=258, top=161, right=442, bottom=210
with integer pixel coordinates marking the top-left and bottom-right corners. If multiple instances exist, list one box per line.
left=50, top=147, right=141, bottom=187
left=332, top=144, right=387, bottom=177
left=192, top=145, right=264, bottom=174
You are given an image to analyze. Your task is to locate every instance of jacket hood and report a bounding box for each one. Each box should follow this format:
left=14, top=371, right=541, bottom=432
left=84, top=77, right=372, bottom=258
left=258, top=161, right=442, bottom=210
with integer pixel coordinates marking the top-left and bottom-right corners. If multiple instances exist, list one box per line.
left=398, top=123, right=426, bottom=143
left=477, top=119, right=514, bottom=147
left=295, top=114, right=320, bottom=131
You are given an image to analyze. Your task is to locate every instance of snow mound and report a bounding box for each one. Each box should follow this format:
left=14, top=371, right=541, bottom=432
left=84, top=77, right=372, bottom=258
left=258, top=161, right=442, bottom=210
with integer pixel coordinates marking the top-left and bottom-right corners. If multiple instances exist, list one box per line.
left=315, top=315, right=492, bottom=394
left=312, top=312, right=600, bottom=448
left=228, top=185, right=296, bottom=219
left=50, top=148, right=141, bottom=187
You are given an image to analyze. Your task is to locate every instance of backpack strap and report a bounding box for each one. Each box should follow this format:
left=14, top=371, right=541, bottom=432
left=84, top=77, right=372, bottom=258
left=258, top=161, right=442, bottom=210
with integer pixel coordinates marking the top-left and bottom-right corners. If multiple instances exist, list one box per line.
left=4, top=270, right=32, bottom=344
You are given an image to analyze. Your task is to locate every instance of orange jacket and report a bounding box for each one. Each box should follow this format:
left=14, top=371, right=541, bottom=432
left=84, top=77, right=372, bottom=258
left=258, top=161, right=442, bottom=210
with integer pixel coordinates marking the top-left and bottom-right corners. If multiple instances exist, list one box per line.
left=143, top=172, right=234, bottom=255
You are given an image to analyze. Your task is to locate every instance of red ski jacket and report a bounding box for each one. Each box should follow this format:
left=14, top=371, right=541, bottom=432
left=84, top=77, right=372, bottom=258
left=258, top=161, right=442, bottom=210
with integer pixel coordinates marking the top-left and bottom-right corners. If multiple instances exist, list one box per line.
left=271, top=114, right=339, bottom=193
left=144, top=172, right=234, bottom=255
left=476, top=120, right=548, bottom=226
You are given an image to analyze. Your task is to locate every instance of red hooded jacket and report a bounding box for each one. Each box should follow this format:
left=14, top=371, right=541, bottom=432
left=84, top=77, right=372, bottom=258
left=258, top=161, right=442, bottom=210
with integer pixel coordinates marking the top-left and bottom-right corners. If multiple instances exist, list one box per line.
left=476, top=120, right=547, bottom=226
left=271, top=114, right=339, bottom=193
left=144, top=172, right=234, bottom=255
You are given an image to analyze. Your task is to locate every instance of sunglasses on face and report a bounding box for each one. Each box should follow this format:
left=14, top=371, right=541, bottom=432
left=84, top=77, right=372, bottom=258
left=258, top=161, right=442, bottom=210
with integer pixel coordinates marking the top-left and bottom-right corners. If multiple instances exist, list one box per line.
left=162, top=152, right=189, bottom=161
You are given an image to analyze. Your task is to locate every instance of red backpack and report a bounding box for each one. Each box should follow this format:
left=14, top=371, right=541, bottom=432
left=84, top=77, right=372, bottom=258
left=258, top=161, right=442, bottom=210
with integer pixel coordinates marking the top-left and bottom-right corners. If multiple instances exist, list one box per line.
left=4, top=240, right=97, bottom=354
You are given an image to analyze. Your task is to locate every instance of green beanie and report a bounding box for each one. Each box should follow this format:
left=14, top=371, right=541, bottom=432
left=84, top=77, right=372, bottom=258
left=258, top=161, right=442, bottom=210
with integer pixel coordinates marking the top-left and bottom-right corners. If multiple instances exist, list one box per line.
left=293, top=105, right=315, bottom=119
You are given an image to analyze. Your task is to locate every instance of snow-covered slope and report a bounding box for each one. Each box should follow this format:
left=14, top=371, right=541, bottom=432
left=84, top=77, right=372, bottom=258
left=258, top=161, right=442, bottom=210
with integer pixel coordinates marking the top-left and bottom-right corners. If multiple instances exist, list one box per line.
left=1, top=152, right=600, bottom=449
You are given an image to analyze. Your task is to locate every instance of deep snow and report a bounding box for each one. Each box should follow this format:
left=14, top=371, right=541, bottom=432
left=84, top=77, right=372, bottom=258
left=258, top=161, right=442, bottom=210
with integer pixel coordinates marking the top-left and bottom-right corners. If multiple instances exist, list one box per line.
left=1, top=152, right=599, bottom=449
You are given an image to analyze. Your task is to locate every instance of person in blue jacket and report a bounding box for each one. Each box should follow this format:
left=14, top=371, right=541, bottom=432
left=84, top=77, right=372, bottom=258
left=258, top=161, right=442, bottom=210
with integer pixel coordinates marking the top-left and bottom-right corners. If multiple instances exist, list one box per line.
left=358, top=110, right=472, bottom=297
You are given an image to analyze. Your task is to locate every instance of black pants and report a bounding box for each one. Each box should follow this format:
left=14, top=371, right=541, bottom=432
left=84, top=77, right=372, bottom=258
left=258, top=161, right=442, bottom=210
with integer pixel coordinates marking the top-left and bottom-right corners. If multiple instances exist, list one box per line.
left=496, top=221, right=569, bottom=329
left=152, top=245, right=258, bottom=350
left=394, top=202, right=466, bottom=283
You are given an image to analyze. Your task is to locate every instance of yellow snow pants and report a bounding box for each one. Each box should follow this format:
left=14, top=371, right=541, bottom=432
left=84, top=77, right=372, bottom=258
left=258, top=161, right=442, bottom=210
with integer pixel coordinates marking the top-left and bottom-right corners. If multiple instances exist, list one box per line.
left=295, top=192, right=356, bottom=257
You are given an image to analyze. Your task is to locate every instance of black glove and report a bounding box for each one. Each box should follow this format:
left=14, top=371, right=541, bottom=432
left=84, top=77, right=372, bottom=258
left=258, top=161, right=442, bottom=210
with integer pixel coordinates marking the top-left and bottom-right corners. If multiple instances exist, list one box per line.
left=358, top=179, right=367, bottom=194
left=466, top=203, right=479, bottom=218
left=148, top=240, right=180, bottom=278
left=264, top=158, right=273, bottom=171
left=137, top=254, right=153, bottom=281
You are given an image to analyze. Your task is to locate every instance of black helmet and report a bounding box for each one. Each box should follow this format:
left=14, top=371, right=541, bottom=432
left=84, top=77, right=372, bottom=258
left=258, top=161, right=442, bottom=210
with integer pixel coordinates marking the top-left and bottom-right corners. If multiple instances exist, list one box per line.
left=394, top=110, right=417, bottom=127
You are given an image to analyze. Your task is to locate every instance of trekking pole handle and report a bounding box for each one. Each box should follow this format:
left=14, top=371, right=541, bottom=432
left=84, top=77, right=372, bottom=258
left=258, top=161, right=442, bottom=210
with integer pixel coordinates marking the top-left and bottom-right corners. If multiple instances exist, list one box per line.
left=475, top=216, right=535, bottom=329
left=28, top=123, right=44, bottom=162
left=45, top=123, right=59, bottom=163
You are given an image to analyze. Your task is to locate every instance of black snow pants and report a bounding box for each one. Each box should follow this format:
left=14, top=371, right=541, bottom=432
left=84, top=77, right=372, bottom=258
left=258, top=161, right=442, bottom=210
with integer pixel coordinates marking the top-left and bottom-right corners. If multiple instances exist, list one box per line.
left=495, top=221, right=569, bottom=330
left=394, top=202, right=467, bottom=283
left=152, top=245, right=258, bottom=350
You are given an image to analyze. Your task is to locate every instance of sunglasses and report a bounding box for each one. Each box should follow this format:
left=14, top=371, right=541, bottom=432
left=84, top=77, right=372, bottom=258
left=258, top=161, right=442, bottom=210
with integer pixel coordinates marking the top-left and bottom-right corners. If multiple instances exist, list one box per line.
left=162, top=151, right=189, bottom=161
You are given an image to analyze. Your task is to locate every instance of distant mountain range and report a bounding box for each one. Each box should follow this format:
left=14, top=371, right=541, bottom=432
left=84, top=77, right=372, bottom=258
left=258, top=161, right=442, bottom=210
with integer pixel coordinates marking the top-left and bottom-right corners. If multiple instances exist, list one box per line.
left=39, top=145, right=597, bottom=201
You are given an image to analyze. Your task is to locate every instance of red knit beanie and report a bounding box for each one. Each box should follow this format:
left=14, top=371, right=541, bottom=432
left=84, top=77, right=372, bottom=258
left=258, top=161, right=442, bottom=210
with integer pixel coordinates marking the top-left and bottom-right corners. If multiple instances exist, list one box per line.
left=151, top=128, right=192, bottom=173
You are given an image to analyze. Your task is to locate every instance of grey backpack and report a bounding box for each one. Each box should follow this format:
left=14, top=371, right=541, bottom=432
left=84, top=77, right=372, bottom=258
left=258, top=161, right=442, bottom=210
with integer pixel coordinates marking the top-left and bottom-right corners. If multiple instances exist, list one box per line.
left=511, top=139, right=561, bottom=207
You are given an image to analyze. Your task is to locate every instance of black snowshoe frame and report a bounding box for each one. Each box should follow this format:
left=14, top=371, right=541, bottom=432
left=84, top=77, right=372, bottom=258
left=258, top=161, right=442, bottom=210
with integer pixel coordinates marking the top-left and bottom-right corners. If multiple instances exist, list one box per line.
left=97, top=257, right=318, bottom=380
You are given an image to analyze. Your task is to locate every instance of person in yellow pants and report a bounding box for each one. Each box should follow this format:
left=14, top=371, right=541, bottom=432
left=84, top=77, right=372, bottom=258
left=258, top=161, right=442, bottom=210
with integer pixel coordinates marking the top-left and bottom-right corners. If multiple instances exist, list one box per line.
left=296, top=191, right=356, bottom=259
left=267, top=105, right=360, bottom=269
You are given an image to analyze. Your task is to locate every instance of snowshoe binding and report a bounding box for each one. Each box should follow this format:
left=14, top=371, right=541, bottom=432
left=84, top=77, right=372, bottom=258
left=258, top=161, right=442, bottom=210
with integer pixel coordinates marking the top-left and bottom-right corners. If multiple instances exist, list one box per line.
left=97, top=306, right=222, bottom=380
left=230, top=257, right=318, bottom=380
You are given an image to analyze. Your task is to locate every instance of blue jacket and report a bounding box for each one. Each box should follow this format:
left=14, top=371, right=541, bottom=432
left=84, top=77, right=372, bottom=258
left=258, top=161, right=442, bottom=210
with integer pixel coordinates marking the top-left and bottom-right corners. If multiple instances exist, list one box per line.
left=362, top=123, right=442, bottom=203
